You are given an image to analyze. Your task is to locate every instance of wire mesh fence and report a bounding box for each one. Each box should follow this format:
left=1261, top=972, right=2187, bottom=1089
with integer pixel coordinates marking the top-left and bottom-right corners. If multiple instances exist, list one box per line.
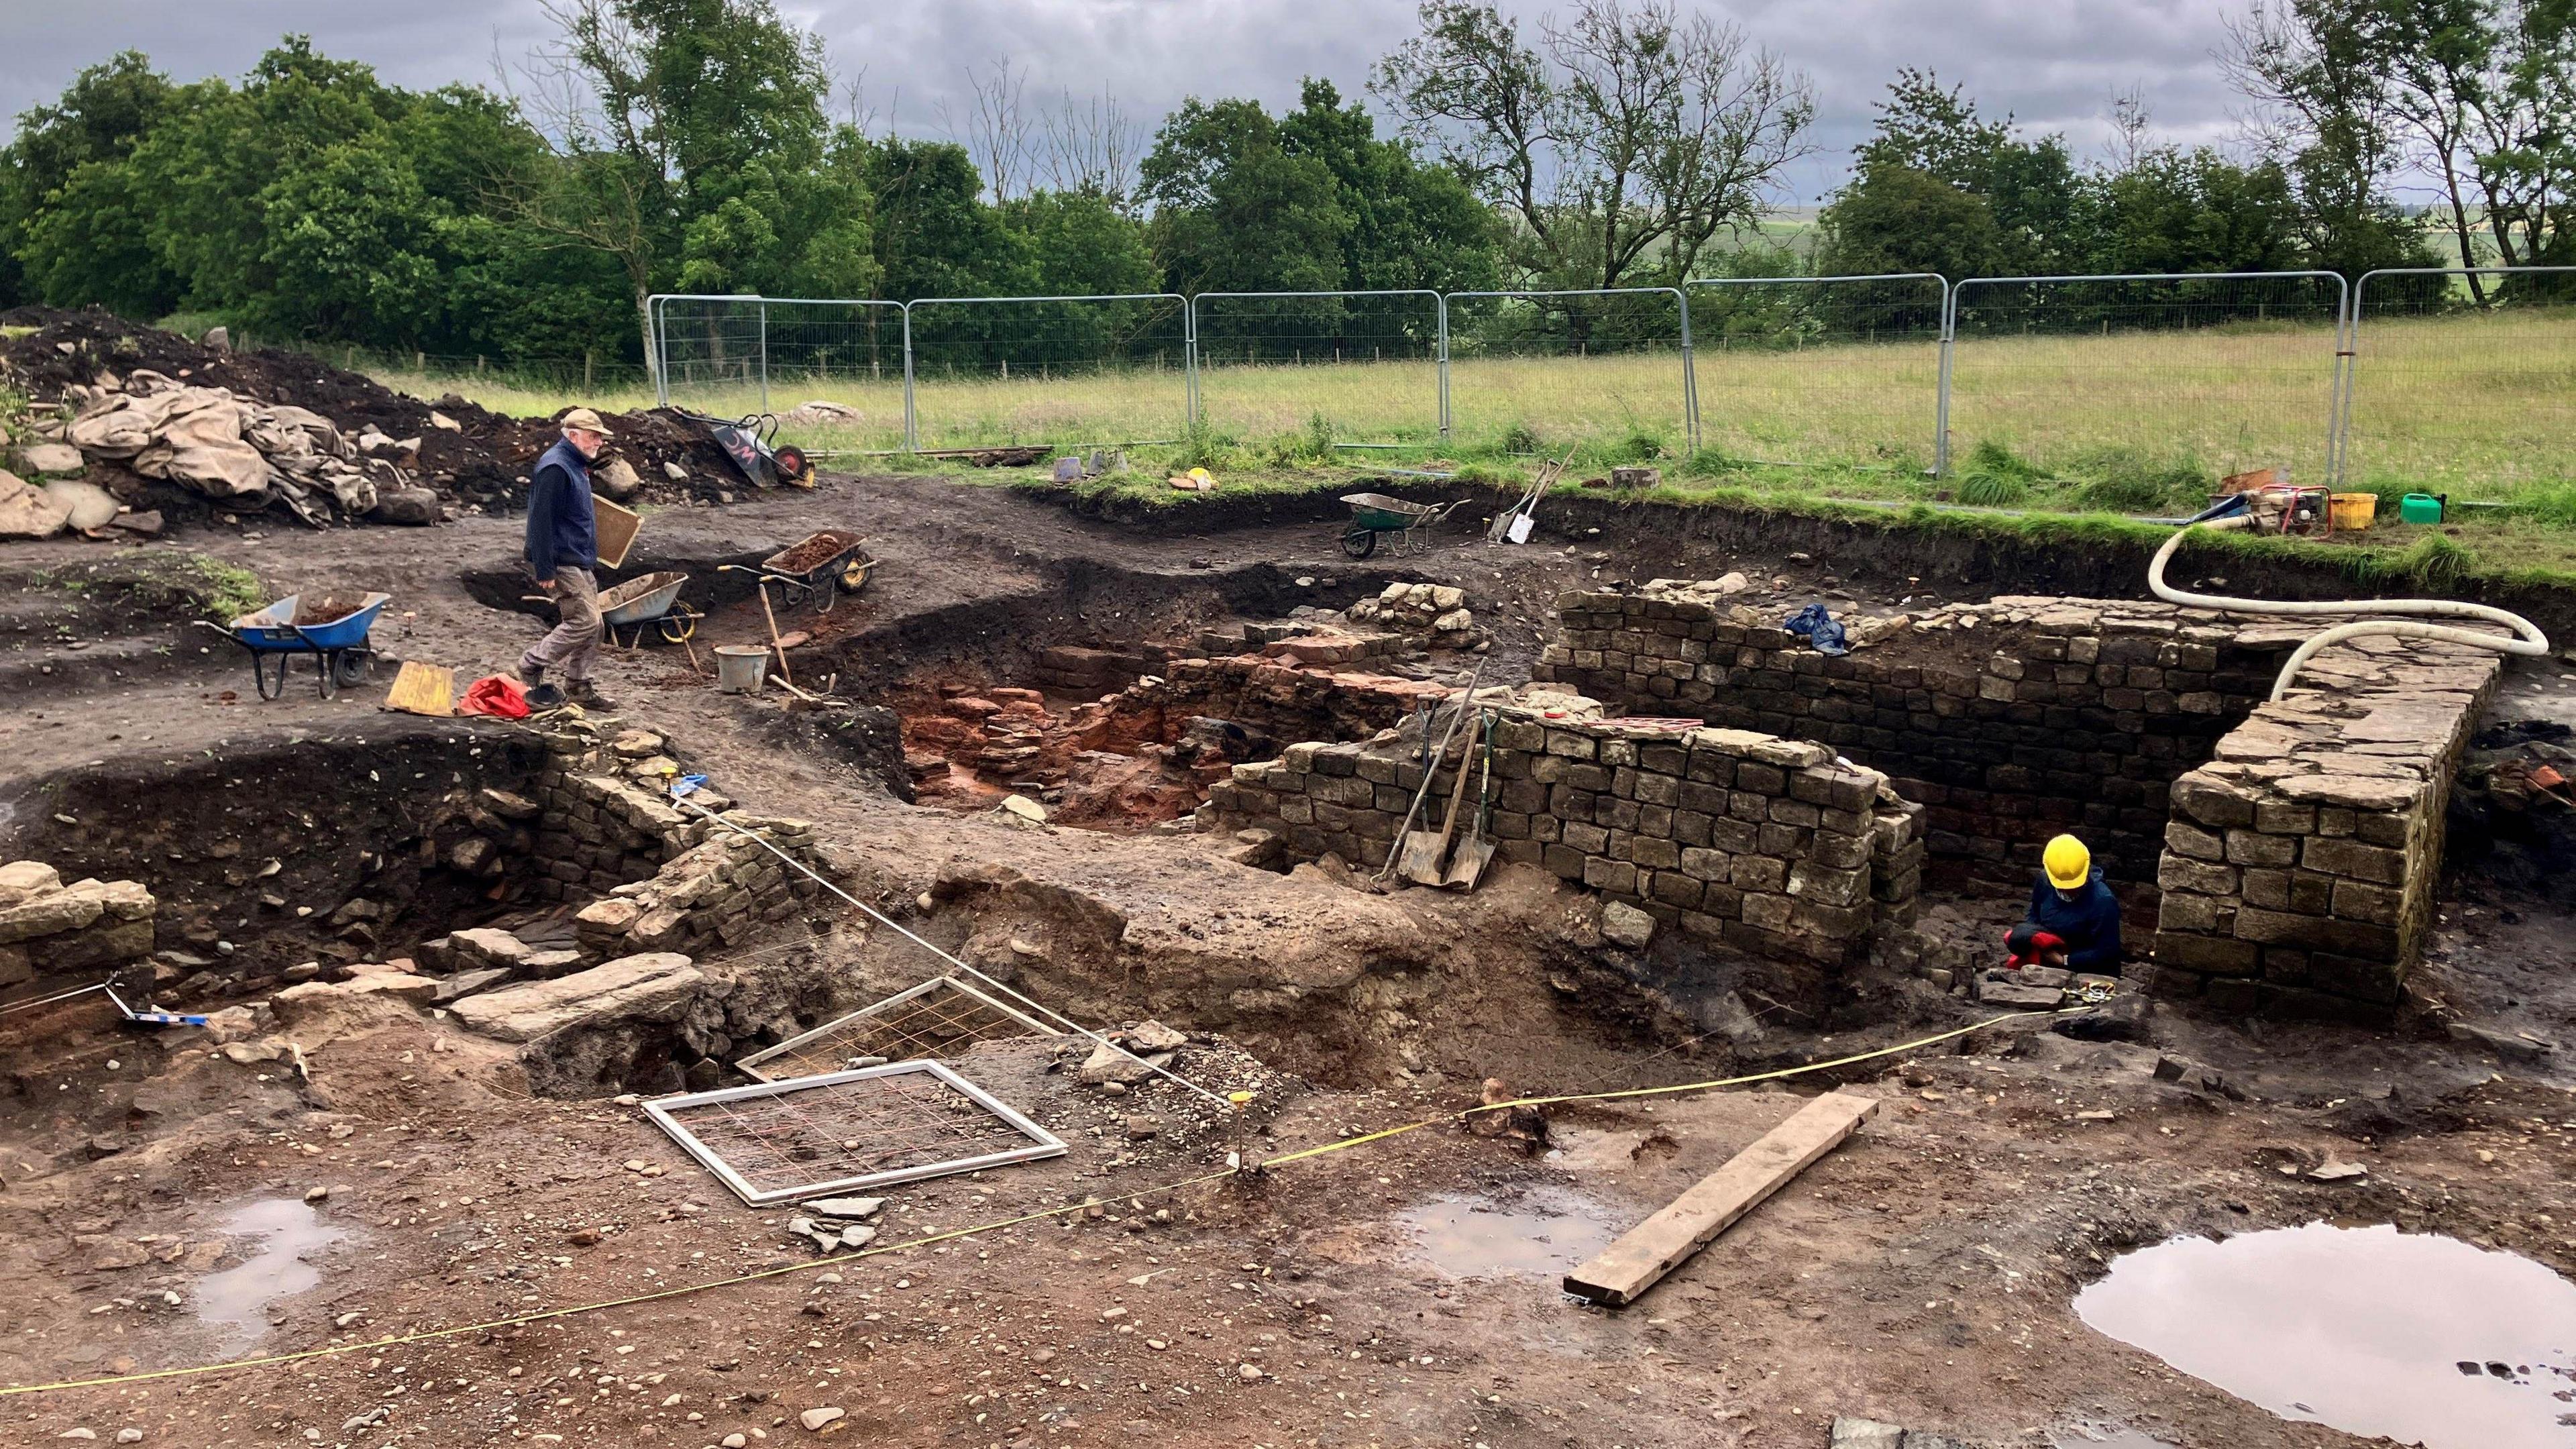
left=1189, top=290, right=1448, bottom=447
left=2339, top=267, right=2576, bottom=494
left=652, top=297, right=908, bottom=448
left=1686, top=274, right=1946, bottom=469
left=616, top=274, right=2576, bottom=496
left=1943, top=272, right=2349, bottom=490
left=903, top=293, right=1192, bottom=451
left=1443, top=288, right=1699, bottom=455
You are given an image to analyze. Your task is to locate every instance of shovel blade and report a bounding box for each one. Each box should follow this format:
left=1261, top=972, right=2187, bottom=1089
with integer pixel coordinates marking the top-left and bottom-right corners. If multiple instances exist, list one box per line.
left=1442, top=839, right=1495, bottom=890
left=1396, top=830, right=1450, bottom=885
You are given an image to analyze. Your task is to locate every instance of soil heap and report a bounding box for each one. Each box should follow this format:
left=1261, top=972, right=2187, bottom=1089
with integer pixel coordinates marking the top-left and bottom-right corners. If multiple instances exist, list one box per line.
left=0, top=306, right=765, bottom=529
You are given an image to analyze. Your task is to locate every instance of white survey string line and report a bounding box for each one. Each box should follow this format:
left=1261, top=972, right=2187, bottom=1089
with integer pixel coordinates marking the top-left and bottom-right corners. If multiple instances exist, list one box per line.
left=667, top=790, right=1232, bottom=1108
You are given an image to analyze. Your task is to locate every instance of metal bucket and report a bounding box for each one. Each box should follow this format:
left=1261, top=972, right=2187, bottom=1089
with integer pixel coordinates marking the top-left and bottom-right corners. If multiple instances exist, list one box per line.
left=713, top=645, right=769, bottom=694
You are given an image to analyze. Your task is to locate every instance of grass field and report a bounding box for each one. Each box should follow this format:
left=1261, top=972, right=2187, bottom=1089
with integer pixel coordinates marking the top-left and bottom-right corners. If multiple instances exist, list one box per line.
left=368, top=304, right=2576, bottom=578
left=383, top=307, right=2574, bottom=490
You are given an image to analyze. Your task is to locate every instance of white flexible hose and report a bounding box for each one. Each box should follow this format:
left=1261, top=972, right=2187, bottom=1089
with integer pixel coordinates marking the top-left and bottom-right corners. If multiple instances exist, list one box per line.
left=2148, top=514, right=2549, bottom=700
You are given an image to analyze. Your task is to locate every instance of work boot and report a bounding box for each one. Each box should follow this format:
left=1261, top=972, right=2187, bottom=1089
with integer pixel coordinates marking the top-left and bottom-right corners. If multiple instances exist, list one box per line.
left=566, top=680, right=618, bottom=711
left=525, top=682, right=566, bottom=710
left=516, top=661, right=545, bottom=688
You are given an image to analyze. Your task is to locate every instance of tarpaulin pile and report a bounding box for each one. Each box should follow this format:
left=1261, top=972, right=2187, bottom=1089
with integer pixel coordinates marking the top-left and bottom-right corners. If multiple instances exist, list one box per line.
left=61, top=369, right=436, bottom=527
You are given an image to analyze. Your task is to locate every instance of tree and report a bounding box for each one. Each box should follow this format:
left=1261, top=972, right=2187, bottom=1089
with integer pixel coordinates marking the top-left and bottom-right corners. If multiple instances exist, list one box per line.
left=510, top=0, right=856, bottom=351
left=2084, top=147, right=2305, bottom=274
left=1140, top=97, right=1351, bottom=295
left=865, top=138, right=1024, bottom=301
left=2226, top=0, right=2565, bottom=298
left=0, top=50, right=180, bottom=307
left=1002, top=189, right=1155, bottom=297
left=1276, top=78, right=1501, bottom=294
left=1819, top=70, right=2083, bottom=280
left=1373, top=0, right=1813, bottom=292
left=128, top=41, right=402, bottom=317
left=1814, top=162, right=2011, bottom=280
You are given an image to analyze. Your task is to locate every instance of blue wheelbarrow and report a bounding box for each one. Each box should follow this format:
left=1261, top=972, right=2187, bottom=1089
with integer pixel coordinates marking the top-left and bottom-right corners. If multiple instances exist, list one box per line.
left=196, top=591, right=392, bottom=700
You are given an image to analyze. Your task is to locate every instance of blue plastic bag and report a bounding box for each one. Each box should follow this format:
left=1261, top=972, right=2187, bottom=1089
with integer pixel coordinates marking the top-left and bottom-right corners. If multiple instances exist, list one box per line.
left=1784, top=602, right=1849, bottom=656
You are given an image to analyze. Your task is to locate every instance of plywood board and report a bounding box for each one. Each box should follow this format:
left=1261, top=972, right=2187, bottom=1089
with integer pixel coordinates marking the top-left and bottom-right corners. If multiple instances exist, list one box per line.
left=1564, top=1090, right=1879, bottom=1307
left=382, top=660, right=454, bottom=716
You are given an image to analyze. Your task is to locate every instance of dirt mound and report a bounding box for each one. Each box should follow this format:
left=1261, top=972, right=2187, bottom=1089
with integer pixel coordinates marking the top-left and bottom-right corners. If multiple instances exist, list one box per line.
left=0, top=306, right=763, bottom=527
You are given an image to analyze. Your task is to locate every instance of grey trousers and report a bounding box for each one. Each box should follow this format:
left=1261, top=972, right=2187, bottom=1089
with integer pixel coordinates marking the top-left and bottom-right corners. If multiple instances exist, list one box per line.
left=521, top=566, right=602, bottom=684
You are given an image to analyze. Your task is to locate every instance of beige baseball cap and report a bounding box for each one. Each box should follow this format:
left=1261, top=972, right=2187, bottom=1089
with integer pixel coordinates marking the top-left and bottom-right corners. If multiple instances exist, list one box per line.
left=559, top=407, right=615, bottom=439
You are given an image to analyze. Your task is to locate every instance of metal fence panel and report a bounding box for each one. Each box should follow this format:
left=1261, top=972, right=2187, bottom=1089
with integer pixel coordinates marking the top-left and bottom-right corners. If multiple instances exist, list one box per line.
left=1444, top=288, right=1699, bottom=455
left=902, top=293, right=1191, bottom=453
left=1684, top=274, right=1945, bottom=470
left=2337, top=266, right=2576, bottom=492
left=1941, top=272, right=2348, bottom=487
left=1189, top=290, right=1448, bottom=447
left=649, top=295, right=910, bottom=453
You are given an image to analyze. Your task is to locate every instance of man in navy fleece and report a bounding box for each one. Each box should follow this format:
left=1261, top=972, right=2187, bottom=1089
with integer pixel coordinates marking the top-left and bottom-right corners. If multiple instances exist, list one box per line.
left=517, top=408, right=613, bottom=709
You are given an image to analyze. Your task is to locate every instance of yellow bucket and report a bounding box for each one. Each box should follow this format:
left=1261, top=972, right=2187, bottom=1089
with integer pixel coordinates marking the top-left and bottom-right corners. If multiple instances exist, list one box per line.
left=2329, top=492, right=2377, bottom=531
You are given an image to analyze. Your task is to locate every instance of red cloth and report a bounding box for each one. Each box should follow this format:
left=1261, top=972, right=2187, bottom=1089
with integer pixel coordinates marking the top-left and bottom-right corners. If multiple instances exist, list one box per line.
left=2002, top=927, right=2066, bottom=970
left=458, top=674, right=530, bottom=718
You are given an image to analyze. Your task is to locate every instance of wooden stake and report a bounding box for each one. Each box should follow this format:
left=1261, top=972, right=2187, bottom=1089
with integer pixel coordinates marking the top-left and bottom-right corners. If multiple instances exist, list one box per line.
left=756, top=582, right=795, bottom=690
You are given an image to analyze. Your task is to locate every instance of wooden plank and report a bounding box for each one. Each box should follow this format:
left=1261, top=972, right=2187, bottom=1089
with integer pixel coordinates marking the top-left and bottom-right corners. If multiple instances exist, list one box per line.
left=1564, top=1090, right=1879, bottom=1307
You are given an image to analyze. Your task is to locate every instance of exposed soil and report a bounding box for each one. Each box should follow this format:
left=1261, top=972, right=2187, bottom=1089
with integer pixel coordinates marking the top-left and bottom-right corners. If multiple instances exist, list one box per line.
left=3, top=468, right=2575, bottom=1448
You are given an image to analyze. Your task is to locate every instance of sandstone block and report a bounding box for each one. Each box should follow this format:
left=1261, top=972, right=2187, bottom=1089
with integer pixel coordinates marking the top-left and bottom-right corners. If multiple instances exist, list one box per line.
left=449, top=953, right=703, bottom=1042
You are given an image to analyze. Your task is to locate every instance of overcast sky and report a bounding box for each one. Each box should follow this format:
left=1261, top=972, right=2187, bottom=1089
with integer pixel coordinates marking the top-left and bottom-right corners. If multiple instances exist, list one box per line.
left=0, top=0, right=2252, bottom=202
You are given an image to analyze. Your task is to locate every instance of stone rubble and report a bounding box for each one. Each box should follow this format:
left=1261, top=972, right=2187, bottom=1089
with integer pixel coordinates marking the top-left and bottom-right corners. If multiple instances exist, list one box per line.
left=0, top=861, right=158, bottom=989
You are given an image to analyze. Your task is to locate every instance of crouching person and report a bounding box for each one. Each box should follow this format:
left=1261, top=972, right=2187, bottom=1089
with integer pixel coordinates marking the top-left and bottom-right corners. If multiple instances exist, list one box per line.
left=2006, top=833, right=2122, bottom=973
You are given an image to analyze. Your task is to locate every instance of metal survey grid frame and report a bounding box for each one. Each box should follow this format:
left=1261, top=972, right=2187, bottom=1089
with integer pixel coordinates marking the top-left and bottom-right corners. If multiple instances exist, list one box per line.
left=644, top=1059, right=1067, bottom=1206
left=733, top=975, right=1064, bottom=1083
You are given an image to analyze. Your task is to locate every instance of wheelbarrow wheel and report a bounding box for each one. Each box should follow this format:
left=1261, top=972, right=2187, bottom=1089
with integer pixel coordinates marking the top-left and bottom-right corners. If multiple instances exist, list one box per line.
left=838, top=555, right=870, bottom=592
left=254, top=651, right=288, bottom=701
left=657, top=614, right=698, bottom=644
left=335, top=650, right=371, bottom=690
left=1340, top=527, right=1378, bottom=560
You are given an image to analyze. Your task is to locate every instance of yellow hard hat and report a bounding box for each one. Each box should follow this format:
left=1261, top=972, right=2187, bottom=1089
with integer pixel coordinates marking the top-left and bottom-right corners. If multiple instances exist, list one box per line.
left=2043, top=834, right=2091, bottom=890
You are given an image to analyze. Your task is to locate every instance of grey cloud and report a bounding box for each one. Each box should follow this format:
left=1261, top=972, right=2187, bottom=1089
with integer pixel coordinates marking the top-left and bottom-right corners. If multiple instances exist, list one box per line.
left=1, top=0, right=2255, bottom=200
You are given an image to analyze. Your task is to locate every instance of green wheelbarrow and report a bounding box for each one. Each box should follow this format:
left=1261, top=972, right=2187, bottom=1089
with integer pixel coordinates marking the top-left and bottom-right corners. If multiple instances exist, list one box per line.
left=1336, top=493, right=1466, bottom=559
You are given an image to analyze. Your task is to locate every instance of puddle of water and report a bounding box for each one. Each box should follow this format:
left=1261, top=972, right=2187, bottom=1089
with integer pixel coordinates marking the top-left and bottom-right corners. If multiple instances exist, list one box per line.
left=2076, top=1222, right=2576, bottom=1449
left=194, top=1198, right=346, bottom=1344
left=1401, top=1186, right=1617, bottom=1279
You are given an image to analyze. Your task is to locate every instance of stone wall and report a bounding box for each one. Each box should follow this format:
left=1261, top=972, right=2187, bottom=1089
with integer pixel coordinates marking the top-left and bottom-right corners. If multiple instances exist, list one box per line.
left=2146, top=635, right=2502, bottom=1020
left=1204, top=710, right=1923, bottom=973
left=1533, top=590, right=2307, bottom=885
left=573, top=817, right=826, bottom=960
left=530, top=768, right=690, bottom=898
left=1150, top=655, right=1450, bottom=743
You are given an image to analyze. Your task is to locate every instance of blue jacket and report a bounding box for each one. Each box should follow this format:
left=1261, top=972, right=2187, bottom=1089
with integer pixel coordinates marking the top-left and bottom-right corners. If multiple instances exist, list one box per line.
left=2026, top=868, right=2123, bottom=971
left=523, top=439, right=596, bottom=582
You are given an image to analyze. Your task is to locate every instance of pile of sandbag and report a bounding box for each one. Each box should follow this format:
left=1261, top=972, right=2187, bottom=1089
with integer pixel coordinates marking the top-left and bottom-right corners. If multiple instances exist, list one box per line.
left=61, top=368, right=435, bottom=526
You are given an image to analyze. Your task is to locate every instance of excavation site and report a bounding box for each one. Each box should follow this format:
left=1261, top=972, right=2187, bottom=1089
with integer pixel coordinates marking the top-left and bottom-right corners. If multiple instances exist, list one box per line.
left=3, top=320, right=2576, bottom=1449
